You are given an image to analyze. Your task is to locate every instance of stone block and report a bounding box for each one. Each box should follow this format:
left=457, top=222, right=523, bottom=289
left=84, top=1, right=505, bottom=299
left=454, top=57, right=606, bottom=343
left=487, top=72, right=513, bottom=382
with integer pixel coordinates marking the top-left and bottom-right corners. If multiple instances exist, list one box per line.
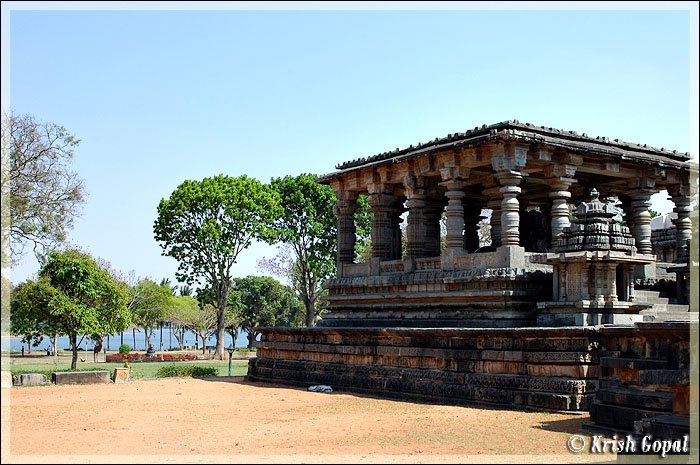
left=12, top=373, right=49, bottom=387
left=112, top=368, right=130, bottom=384
left=527, top=392, right=572, bottom=410
left=597, top=387, right=673, bottom=411
left=599, top=357, right=667, bottom=370
left=52, top=371, right=110, bottom=385
left=634, top=414, right=690, bottom=438
left=590, top=401, right=661, bottom=431
left=638, top=369, right=689, bottom=386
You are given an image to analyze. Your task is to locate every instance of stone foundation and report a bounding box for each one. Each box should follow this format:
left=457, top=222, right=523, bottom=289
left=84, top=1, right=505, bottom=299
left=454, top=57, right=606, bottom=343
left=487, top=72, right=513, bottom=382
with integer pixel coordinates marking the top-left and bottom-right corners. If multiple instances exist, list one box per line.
left=249, top=327, right=601, bottom=411
left=587, top=322, right=692, bottom=436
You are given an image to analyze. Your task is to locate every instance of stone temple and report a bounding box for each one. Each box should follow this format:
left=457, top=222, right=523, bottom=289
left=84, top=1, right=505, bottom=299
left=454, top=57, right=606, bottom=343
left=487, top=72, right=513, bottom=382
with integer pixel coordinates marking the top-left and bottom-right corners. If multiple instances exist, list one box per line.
left=249, top=121, right=696, bottom=437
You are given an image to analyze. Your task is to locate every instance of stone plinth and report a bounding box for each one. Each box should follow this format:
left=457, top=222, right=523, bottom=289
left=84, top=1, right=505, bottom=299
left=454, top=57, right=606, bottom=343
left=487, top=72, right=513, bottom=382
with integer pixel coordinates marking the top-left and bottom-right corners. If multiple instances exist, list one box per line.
left=324, top=247, right=551, bottom=328
left=249, top=327, right=601, bottom=412
left=112, top=368, right=130, bottom=383
left=586, top=322, right=691, bottom=435
left=12, top=373, right=49, bottom=387
left=52, top=371, right=111, bottom=385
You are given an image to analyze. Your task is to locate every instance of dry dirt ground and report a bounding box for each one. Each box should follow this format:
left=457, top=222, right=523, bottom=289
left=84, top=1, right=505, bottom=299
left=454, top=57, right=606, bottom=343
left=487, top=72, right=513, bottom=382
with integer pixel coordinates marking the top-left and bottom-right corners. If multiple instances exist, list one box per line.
left=1, top=377, right=614, bottom=464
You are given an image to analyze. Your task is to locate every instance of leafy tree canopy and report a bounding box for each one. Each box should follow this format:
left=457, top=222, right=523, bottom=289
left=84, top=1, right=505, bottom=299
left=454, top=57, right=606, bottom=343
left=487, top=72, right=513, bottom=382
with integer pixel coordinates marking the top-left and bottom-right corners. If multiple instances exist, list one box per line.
left=10, top=249, right=130, bottom=368
left=153, top=174, right=281, bottom=359
left=265, top=174, right=370, bottom=326
left=231, top=275, right=303, bottom=347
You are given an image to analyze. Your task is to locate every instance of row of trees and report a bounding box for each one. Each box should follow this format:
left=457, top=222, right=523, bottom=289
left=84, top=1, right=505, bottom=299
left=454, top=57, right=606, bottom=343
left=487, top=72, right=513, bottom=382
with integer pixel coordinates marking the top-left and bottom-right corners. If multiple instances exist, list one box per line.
left=153, top=173, right=372, bottom=359
left=9, top=248, right=305, bottom=368
left=3, top=112, right=372, bottom=364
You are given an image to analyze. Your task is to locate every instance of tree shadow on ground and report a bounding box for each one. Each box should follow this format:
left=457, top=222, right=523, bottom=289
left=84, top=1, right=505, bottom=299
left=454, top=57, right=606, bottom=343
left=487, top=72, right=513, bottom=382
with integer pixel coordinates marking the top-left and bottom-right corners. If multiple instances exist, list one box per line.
left=534, top=416, right=589, bottom=434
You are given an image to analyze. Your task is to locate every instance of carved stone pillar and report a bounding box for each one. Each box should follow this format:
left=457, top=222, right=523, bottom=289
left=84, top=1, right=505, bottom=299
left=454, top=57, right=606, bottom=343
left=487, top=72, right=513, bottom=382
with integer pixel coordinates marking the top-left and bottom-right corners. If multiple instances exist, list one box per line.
left=670, top=184, right=692, bottom=262
left=440, top=167, right=470, bottom=253
left=404, top=175, right=427, bottom=259
left=444, top=187, right=465, bottom=251
left=606, top=263, right=618, bottom=302
left=463, top=202, right=482, bottom=253
left=423, top=199, right=444, bottom=257
left=549, top=180, right=574, bottom=248
left=367, top=192, right=395, bottom=261
left=497, top=172, right=523, bottom=246
left=629, top=190, right=654, bottom=255
left=390, top=200, right=405, bottom=260
left=483, top=187, right=501, bottom=247
left=333, top=196, right=358, bottom=266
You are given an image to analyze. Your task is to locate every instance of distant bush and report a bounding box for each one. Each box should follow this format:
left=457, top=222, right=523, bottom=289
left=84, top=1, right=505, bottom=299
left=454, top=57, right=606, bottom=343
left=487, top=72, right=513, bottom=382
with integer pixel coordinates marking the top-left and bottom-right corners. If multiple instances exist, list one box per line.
left=118, top=344, right=131, bottom=354
left=155, top=364, right=218, bottom=378
left=106, top=353, right=197, bottom=363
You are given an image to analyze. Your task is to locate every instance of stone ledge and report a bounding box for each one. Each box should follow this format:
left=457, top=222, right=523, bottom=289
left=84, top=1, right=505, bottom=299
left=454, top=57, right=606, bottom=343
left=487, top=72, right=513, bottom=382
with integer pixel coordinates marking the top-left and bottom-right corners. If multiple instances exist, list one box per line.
left=52, top=371, right=111, bottom=385
left=12, top=373, right=49, bottom=387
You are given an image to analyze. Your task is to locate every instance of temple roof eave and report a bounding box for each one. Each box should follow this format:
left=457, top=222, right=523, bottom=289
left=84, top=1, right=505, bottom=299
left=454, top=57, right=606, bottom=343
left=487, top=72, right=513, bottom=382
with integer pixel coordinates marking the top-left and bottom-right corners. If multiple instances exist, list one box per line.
left=318, top=121, right=692, bottom=185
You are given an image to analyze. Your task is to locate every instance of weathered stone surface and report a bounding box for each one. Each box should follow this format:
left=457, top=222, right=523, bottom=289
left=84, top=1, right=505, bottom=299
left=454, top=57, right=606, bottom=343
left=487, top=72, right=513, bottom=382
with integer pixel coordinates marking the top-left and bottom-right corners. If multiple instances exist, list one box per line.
left=597, top=387, right=673, bottom=411
left=52, top=371, right=110, bottom=385
left=590, top=402, right=661, bottom=431
left=638, top=369, right=689, bottom=386
left=112, top=368, right=130, bottom=384
left=12, top=373, right=49, bottom=387
left=251, top=326, right=603, bottom=412
left=634, top=414, right=690, bottom=439
left=599, top=357, right=667, bottom=370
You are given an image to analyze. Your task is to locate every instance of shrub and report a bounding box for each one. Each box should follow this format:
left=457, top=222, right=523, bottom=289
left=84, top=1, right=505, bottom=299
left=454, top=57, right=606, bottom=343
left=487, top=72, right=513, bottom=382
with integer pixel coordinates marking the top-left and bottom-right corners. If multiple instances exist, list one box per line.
left=155, top=364, right=218, bottom=378
left=118, top=344, right=131, bottom=354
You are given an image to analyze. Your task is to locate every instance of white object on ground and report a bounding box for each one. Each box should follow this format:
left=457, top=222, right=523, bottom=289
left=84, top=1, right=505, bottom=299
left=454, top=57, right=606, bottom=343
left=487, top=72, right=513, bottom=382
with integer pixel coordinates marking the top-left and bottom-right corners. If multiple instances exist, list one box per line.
left=308, top=385, right=333, bottom=393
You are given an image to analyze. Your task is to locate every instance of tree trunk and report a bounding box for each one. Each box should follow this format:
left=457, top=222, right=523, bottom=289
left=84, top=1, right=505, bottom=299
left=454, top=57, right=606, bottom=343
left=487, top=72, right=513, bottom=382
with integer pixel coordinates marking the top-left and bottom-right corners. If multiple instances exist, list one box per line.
left=93, top=336, right=103, bottom=362
left=304, top=297, right=315, bottom=327
left=120, top=331, right=124, bottom=346
left=214, top=283, right=230, bottom=360
left=132, top=328, right=136, bottom=350
left=53, top=334, right=58, bottom=358
left=201, top=334, right=206, bottom=355
left=159, top=322, right=163, bottom=351
left=144, top=327, right=151, bottom=350
left=168, top=323, right=172, bottom=351
left=70, top=333, right=78, bottom=370
left=247, top=330, right=256, bottom=349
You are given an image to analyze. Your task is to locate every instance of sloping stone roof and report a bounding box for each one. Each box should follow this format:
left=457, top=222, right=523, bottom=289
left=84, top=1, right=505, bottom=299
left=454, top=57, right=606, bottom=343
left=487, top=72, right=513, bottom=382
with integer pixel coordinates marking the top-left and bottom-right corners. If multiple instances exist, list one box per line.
left=319, top=120, right=690, bottom=182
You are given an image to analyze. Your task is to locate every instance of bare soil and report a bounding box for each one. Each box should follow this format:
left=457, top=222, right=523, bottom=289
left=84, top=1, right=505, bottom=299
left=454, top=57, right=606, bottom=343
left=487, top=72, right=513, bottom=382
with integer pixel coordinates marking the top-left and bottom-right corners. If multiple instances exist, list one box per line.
left=2, top=377, right=612, bottom=463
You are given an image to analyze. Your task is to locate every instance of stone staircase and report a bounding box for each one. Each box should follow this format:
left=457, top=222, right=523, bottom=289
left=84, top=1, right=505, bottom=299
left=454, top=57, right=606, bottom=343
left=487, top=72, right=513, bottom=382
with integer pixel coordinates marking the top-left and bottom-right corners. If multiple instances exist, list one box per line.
left=636, top=290, right=695, bottom=322
left=586, top=322, right=691, bottom=446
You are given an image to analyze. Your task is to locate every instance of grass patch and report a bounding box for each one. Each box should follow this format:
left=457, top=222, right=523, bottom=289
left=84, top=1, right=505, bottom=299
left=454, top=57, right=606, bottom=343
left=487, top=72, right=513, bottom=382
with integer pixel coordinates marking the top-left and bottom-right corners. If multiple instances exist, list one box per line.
left=10, top=358, right=249, bottom=380
left=156, top=364, right=219, bottom=378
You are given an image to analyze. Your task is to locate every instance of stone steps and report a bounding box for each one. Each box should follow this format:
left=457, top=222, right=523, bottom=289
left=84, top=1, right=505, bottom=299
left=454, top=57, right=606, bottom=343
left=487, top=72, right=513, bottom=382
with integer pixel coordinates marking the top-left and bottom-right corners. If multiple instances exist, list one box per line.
left=596, top=386, right=673, bottom=412
left=634, top=290, right=669, bottom=304
left=590, top=401, right=667, bottom=432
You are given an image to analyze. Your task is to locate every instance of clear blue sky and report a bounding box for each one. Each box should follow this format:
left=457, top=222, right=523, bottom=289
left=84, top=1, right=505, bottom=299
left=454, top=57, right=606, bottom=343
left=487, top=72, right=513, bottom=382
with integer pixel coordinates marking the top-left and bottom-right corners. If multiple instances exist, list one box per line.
left=4, top=3, right=697, bottom=286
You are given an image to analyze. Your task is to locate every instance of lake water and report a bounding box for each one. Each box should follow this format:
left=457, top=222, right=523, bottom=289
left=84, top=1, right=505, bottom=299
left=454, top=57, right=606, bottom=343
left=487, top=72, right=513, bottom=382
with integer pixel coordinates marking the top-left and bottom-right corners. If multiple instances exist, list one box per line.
left=2, top=326, right=253, bottom=352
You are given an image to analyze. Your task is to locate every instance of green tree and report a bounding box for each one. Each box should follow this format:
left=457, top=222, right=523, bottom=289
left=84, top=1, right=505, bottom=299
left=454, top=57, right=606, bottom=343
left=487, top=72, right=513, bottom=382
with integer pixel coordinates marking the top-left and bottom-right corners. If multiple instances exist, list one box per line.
left=127, top=278, right=173, bottom=350
left=164, top=294, right=200, bottom=350
left=263, top=174, right=370, bottom=326
left=232, top=276, right=303, bottom=348
left=1, top=113, right=85, bottom=263
left=154, top=174, right=280, bottom=359
left=196, top=285, right=240, bottom=351
left=10, top=249, right=130, bottom=368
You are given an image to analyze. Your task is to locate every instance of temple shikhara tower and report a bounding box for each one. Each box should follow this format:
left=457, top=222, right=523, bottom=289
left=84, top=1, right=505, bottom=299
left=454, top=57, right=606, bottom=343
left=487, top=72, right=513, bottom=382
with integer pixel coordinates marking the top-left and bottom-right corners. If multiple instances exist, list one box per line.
left=250, top=121, right=696, bottom=436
